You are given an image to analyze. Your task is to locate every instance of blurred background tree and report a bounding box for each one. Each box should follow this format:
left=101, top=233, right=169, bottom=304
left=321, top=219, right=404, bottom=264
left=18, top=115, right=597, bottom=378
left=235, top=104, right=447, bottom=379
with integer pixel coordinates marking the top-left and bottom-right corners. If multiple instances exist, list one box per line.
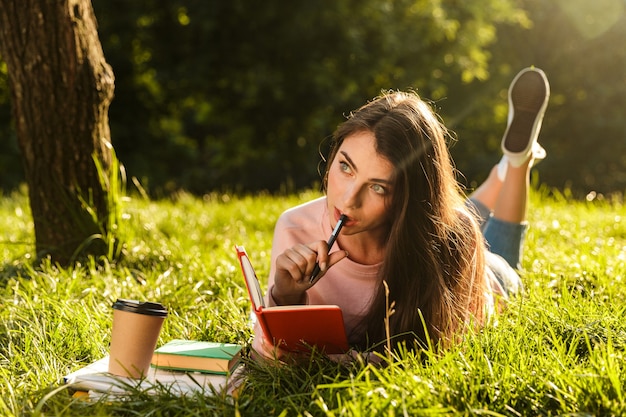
left=0, top=0, right=624, bottom=197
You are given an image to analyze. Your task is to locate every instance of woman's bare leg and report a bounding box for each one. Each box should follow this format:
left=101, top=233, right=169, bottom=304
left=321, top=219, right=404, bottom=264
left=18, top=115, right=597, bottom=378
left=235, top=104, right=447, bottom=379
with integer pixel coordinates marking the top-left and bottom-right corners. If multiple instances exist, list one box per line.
left=469, top=162, right=504, bottom=213
left=492, top=157, right=532, bottom=223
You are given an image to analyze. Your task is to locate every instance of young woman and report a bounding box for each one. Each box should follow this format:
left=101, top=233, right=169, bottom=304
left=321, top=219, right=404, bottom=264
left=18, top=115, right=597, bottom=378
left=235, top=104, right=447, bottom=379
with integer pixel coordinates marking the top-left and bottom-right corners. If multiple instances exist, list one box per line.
left=252, top=67, right=550, bottom=356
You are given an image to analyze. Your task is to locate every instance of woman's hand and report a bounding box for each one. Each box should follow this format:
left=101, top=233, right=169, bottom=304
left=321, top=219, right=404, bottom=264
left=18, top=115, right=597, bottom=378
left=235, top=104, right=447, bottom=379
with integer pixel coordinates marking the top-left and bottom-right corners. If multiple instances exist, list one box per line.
left=271, top=241, right=348, bottom=305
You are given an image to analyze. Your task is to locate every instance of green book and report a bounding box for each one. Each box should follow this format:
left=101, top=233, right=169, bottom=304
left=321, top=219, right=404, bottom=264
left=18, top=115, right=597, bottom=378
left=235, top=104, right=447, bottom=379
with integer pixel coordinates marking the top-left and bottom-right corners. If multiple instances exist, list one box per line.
left=151, top=339, right=242, bottom=374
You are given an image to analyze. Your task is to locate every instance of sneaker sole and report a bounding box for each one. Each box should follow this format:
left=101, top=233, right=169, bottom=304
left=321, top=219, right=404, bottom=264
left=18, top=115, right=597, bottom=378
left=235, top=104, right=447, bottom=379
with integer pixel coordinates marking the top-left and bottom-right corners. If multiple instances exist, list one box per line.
left=502, top=70, right=549, bottom=153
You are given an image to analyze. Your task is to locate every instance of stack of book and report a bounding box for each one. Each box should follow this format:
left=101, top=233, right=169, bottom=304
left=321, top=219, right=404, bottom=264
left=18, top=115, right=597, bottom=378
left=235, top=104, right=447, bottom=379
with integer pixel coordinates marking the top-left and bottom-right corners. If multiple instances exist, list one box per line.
left=64, top=340, right=243, bottom=399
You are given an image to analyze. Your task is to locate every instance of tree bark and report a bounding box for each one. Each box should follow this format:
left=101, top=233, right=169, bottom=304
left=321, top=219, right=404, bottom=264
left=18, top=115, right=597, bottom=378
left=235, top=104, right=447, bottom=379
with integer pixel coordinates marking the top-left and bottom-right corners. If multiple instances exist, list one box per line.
left=0, top=0, right=115, bottom=265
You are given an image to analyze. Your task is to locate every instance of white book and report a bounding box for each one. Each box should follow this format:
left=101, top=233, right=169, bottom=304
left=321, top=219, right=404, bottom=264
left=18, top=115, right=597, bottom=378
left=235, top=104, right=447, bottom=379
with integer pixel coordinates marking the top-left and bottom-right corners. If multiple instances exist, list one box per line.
left=64, top=356, right=243, bottom=398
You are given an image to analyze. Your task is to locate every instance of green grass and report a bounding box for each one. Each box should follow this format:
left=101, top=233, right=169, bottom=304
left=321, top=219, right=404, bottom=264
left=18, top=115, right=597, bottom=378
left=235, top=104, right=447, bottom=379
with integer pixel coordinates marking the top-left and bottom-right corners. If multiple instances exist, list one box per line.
left=1, top=185, right=626, bottom=416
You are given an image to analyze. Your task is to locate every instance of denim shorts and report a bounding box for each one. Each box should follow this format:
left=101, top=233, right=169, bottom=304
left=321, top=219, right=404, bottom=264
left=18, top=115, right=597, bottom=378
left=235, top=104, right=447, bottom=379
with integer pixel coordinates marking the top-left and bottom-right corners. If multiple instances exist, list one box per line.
left=467, top=198, right=526, bottom=296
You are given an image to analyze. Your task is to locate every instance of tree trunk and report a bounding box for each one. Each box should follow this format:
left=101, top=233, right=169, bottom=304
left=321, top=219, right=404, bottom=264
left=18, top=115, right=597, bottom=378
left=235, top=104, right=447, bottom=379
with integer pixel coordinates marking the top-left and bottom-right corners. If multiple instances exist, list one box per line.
left=0, top=0, right=115, bottom=265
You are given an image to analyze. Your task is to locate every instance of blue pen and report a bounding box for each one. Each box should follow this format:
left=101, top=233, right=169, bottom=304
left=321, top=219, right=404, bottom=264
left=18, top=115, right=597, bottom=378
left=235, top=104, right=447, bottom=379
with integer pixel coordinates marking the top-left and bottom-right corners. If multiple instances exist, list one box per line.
left=309, top=214, right=347, bottom=283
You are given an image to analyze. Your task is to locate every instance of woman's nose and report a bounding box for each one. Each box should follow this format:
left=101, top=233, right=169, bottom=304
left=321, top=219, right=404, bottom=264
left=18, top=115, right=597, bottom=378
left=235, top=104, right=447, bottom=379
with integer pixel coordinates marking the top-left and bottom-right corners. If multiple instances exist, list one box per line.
left=343, top=183, right=362, bottom=209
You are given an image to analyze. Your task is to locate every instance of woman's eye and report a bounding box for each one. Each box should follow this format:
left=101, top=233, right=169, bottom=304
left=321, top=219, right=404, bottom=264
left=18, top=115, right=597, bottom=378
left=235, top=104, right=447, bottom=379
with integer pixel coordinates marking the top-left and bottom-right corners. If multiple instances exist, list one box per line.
left=339, top=161, right=351, bottom=174
left=371, top=184, right=386, bottom=195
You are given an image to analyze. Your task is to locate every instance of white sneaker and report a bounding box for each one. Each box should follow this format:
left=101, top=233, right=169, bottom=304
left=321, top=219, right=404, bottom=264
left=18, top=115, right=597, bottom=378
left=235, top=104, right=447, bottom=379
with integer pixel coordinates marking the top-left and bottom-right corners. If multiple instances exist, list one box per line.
left=501, top=67, right=550, bottom=167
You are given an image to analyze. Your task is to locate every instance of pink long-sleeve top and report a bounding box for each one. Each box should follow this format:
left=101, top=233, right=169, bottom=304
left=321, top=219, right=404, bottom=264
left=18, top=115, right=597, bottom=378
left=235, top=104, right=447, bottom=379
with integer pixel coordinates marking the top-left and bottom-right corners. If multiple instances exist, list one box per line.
left=251, top=196, right=501, bottom=356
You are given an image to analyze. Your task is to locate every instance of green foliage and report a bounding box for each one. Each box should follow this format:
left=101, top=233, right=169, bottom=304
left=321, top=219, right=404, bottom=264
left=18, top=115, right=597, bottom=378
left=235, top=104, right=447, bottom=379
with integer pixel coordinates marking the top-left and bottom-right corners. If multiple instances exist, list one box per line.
left=89, top=0, right=527, bottom=195
left=450, top=0, right=626, bottom=195
left=87, top=143, right=126, bottom=261
left=1, top=188, right=626, bottom=415
left=2, top=2, right=624, bottom=195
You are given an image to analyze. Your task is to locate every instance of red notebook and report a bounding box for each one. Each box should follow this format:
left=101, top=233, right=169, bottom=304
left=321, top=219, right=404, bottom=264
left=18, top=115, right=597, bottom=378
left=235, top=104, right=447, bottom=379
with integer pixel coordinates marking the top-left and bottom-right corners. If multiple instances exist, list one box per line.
left=236, top=245, right=349, bottom=354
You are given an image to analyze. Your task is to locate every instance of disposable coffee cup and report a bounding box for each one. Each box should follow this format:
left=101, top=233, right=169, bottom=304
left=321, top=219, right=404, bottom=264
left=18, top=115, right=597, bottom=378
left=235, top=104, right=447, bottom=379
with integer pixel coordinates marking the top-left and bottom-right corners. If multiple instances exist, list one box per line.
left=108, top=299, right=168, bottom=378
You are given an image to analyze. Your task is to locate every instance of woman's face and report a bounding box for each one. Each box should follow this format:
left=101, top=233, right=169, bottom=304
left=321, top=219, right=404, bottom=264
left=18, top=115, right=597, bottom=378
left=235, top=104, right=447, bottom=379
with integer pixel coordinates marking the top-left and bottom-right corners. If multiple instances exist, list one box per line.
left=326, top=130, right=394, bottom=242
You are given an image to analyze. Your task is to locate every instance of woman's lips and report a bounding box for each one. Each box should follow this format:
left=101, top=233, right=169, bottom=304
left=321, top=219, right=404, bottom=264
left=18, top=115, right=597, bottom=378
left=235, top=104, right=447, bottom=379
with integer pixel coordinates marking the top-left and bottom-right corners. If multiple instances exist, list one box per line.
left=335, top=208, right=355, bottom=227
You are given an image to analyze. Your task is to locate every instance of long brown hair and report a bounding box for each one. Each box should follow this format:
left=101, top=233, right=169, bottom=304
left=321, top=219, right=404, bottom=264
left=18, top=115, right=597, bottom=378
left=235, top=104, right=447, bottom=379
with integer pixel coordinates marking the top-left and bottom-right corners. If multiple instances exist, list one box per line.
left=325, top=91, right=487, bottom=351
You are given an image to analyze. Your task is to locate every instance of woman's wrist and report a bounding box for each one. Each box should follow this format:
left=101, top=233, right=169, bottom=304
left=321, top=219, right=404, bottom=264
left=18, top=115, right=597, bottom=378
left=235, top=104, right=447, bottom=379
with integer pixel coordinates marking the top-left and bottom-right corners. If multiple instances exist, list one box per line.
left=270, top=285, right=306, bottom=306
